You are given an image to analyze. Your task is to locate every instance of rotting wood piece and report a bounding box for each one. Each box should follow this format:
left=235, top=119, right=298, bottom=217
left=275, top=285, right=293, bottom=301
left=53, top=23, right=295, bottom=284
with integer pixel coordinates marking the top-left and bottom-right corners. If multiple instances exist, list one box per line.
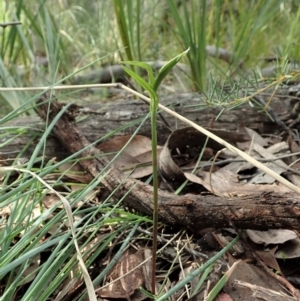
left=35, top=93, right=300, bottom=231
left=1, top=86, right=299, bottom=160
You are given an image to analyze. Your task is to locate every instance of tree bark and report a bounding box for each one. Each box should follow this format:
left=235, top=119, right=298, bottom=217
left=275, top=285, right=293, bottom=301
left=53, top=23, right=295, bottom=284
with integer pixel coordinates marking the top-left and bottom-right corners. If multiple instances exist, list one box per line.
left=33, top=93, right=300, bottom=231
left=1, top=87, right=298, bottom=160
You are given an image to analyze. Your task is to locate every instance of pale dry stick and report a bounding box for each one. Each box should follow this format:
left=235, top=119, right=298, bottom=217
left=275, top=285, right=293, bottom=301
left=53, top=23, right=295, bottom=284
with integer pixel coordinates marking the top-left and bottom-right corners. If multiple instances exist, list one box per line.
left=0, top=69, right=297, bottom=93
left=2, top=82, right=300, bottom=195
left=0, top=167, right=98, bottom=301
left=0, top=84, right=118, bottom=91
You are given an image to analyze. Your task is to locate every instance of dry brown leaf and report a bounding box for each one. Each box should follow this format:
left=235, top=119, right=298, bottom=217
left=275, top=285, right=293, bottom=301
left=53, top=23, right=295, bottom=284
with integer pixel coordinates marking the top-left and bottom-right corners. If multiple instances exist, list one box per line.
left=246, top=229, right=297, bottom=245
left=98, top=135, right=153, bottom=157
left=220, top=149, right=258, bottom=174
left=186, top=169, right=291, bottom=197
left=267, top=141, right=289, bottom=154
left=214, top=292, right=234, bottom=301
left=61, top=135, right=158, bottom=180
left=224, top=261, right=284, bottom=301
left=98, top=249, right=153, bottom=299
left=256, top=246, right=281, bottom=272
left=222, top=137, right=290, bottom=183
left=129, top=147, right=163, bottom=178
left=98, top=135, right=163, bottom=178
left=236, top=125, right=268, bottom=150
left=248, top=143, right=289, bottom=184
left=275, top=238, right=300, bottom=259
left=109, top=151, right=141, bottom=169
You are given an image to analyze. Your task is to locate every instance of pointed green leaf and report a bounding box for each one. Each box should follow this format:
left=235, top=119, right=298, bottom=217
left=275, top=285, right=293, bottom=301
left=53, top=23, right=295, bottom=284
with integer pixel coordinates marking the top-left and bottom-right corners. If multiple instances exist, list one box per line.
left=122, top=61, right=154, bottom=86
left=153, top=48, right=189, bottom=92
left=122, top=66, right=156, bottom=98
left=204, top=261, right=240, bottom=301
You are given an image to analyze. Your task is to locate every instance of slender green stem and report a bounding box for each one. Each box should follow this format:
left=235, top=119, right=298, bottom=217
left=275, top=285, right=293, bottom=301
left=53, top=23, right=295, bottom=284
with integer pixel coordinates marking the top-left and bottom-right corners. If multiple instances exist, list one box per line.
left=150, top=95, right=159, bottom=295
left=122, top=49, right=188, bottom=298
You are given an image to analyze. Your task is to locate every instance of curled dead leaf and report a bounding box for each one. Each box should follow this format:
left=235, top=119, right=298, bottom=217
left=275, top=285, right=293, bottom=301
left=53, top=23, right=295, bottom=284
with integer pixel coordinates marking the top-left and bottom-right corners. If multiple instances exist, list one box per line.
left=98, top=249, right=154, bottom=300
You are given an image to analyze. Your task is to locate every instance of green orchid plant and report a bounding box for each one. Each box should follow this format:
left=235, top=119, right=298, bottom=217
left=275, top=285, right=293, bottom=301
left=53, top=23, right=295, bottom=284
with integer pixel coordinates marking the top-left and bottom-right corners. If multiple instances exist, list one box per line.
left=122, top=48, right=189, bottom=294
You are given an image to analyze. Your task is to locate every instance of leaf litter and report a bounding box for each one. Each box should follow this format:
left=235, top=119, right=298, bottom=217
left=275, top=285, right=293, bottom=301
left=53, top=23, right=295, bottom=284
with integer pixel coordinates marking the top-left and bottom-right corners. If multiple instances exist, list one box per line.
left=155, top=124, right=300, bottom=300
left=64, top=122, right=300, bottom=300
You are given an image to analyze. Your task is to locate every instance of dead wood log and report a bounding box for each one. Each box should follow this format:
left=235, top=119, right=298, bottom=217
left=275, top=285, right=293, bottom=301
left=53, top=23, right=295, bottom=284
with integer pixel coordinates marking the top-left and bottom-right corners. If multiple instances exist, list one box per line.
left=1, top=88, right=298, bottom=160
left=34, top=94, right=300, bottom=231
